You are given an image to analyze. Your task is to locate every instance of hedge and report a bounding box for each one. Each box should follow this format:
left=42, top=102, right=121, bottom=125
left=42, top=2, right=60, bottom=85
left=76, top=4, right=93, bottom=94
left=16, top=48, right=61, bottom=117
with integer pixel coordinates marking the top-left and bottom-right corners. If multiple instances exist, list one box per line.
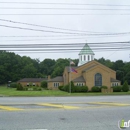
left=112, top=86, right=122, bottom=92
left=91, top=86, right=101, bottom=92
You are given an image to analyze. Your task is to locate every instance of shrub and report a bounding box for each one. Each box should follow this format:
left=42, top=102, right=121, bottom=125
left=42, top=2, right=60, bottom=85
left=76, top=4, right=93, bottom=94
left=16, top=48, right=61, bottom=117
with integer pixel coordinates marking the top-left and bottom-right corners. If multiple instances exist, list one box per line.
left=62, top=81, right=75, bottom=93
left=122, top=81, right=129, bottom=92
left=91, top=86, right=101, bottom=92
left=17, top=83, right=24, bottom=91
left=63, top=84, right=69, bottom=92
left=58, top=86, right=64, bottom=91
left=41, top=81, right=47, bottom=89
left=75, top=86, right=88, bottom=92
left=10, top=82, right=18, bottom=88
left=101, top=86, right=108, bottom=89
left=37, top=87, right=42, bottom=91
left=23, top=86, right=28, bottom=91
left=33, top=86, right=37, bottom=91
left=112, top=86, right=122, bottom=92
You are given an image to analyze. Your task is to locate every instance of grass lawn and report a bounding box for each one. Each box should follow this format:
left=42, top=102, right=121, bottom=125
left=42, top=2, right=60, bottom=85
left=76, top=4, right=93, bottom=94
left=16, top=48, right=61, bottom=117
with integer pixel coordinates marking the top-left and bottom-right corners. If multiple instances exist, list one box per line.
left=0, top=86, right=130, bottom=96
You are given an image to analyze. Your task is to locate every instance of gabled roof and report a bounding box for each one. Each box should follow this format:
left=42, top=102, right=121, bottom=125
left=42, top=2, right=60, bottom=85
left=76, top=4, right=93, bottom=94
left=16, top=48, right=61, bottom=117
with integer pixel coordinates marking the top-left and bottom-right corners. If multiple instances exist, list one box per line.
left=79, top=43, right=95, bottom=55
left=73, top=76, right=85, bottom=82
left=48, top=76, right=63, bottom=82
left=82, top=64, right=97, bottom=72
left=110, top=78, right=120, bottom=82
left=18, top=78, right=47, bottom=82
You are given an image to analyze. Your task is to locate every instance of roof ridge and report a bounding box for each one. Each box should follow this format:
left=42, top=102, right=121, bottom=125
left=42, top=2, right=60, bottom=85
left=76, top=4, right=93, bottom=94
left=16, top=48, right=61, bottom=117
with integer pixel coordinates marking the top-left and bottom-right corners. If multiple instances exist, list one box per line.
left=79, top=43, right=95, bottom=55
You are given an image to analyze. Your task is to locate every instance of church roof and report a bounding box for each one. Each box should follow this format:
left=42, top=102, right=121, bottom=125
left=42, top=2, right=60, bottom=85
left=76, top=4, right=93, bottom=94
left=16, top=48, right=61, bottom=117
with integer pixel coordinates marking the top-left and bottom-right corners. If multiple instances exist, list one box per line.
left=48, top=76, right=63, bottom=82
left=79, top=43, right=95, bottom=55
left=110, top=78, right=120, bottom=82
left=72, top=76, right=85, bottom=82
left=18, top=78, right=47, bottom=82
left=82, top=64, right=97, bottom=72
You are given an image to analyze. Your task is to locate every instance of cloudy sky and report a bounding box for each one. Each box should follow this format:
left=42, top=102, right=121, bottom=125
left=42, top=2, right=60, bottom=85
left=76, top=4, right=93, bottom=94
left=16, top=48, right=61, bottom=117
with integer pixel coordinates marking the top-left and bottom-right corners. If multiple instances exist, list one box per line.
left=0, top=0, right=130, bottom=62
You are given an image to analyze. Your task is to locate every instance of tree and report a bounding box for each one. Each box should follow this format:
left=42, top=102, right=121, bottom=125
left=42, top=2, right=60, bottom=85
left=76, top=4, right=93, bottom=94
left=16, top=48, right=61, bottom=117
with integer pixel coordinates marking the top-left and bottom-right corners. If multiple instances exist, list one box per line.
left=122, top=81, right=129, bottom=92
left=51, top=58, right=70, bottom=77
left=40, top=59, right=55, bottom=76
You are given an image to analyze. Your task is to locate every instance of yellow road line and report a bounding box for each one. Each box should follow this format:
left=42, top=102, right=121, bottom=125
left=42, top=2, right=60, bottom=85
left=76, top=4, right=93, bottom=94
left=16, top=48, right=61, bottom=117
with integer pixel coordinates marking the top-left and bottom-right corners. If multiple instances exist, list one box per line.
left=0, top=105, right=23, bottom=111
left=37, top=103, right=79, bottom=109
left=88, top=102, right=130, bottom=106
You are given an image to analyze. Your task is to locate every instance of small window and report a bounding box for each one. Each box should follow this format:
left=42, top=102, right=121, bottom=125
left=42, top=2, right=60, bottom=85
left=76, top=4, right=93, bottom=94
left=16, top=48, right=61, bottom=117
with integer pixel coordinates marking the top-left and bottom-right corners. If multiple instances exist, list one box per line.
left=81, top=55, right=82, bottom=61
left=27, top=83, right=29, bottom=86
left=33, top=83, right=35, bottom=86
left=88, top=55, right=90, bottom=61
left=54, top=82, right=59, bottom=87
left=84, top=55, right=86, bottom=61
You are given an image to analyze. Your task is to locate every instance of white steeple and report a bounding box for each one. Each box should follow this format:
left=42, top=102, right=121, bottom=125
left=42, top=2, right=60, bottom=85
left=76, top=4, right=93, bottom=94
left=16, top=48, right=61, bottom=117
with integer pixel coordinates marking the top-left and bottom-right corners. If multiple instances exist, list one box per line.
left=78, top=43, right=95, bottom=66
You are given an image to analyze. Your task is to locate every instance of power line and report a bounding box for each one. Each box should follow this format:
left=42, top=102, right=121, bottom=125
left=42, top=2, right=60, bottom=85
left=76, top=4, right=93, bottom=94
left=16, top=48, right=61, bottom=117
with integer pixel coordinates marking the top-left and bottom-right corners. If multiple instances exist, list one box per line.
left=0, top=41, right=129, bottom=45
left=0, top=2, right=130, bottom=7
left=1, top=24, right=130, bottom=36
left=0, top=24, right=87, bottom=35
left=0, top=18, right=107, bottom=34
left=1, top=13, right=130, bottom=15
left=2, top=47, right=130, bottom=52
left=1, top=7, right=130, bottom=11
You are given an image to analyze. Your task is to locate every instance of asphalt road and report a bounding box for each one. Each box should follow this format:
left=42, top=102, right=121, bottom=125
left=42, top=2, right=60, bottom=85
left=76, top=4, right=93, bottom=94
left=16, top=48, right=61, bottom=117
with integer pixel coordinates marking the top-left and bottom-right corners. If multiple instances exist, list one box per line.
left=0, top=96, right=130, bottom=130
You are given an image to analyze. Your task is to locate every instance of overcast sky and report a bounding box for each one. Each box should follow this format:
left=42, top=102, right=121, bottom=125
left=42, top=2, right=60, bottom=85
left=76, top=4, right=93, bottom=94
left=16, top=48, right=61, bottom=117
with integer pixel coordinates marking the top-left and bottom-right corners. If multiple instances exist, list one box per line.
left=0, top=0, right=130, bottom=62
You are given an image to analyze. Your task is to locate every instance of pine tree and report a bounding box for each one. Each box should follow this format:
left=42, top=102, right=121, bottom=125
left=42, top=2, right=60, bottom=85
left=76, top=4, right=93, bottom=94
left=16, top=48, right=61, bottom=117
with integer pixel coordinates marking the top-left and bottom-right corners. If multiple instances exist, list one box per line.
left=122, top=81, right=129, bottom=92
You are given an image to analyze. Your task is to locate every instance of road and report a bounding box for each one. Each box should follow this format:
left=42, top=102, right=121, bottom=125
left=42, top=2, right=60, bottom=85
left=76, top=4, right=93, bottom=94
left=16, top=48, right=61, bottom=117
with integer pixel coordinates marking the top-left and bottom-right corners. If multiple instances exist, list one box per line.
left=0, top=96, right=130, bottom=130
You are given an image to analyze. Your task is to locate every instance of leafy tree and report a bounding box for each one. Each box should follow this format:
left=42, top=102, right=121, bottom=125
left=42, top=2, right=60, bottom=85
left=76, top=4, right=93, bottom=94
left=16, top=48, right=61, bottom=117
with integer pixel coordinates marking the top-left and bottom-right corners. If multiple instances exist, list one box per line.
left=40, top=59, right=55, bottom=76
left=122, top=81, right=129, bottom=92
left=51, top=58, right=69, bottom=77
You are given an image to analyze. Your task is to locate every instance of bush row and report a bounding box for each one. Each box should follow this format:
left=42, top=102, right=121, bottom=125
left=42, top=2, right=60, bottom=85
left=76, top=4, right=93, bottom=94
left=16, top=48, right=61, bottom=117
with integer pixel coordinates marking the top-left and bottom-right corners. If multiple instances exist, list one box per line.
left=16, top=83, right=42, bottom=91
left=9, top=81, right=47, bottom=90
left=58, top=81, right=88, bottom=93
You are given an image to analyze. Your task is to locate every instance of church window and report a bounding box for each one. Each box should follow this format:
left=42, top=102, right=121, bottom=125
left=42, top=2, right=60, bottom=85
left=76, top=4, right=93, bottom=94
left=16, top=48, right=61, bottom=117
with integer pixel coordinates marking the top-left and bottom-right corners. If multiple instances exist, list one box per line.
left=84, top=55, right=86, bottom=61
left=81, top=55, right=82, bottom=61
left=95, top=73, right=102, bottom=86
left=88, top=55, right=90, bottom=61
left=54, top=83, right=59, bottom=87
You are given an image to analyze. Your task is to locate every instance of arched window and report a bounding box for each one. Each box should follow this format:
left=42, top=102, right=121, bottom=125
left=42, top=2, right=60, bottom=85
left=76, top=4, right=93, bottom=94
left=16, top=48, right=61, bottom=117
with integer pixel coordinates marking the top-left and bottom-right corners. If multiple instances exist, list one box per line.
left=95, top=73, right=102, bottom=86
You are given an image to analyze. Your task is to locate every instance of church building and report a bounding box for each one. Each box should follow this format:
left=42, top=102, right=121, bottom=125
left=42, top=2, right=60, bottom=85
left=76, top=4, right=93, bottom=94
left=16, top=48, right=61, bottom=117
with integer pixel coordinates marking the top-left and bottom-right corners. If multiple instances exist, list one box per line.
left=48, top=44, right=120, bottom=91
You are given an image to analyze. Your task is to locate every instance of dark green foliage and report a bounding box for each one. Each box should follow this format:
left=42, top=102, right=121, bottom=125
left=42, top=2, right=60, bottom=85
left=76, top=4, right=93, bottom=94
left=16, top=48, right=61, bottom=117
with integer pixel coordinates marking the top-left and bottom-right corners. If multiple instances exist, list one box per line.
left=112, top=86, right=122, bottom=92
left=122, top=81, right=129, bottom=92
left=51, top=58, right=70, bottom=77
left=10, top=82, right=18, bottom=88
left=17, top=83, right=23, bottom=91
left=91, top=86, right=101, bottom=92
left=58, top=86, right=64, bottom=91
left=59, top=82, right=88, bottom=93
left=41, top=81, right=47, bottom=88
left=61, top=81, right=75, bottom=92
left=101, top=86, right=108, bottom=89
left=75, top=86, right=88, bottom=92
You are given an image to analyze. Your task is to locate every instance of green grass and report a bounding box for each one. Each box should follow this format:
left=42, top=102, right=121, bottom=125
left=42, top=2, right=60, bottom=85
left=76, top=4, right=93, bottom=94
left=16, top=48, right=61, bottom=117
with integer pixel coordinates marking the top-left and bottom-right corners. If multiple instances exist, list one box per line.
left=0, top=86, right=130, bottom=96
